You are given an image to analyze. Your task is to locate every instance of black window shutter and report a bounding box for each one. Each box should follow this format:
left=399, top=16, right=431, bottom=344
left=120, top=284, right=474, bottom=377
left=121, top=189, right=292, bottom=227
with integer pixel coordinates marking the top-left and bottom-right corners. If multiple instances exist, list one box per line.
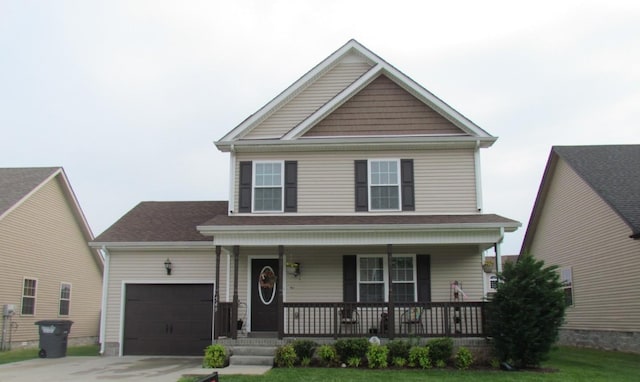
left=416, top=255, right=431, bottom=303
left=238, top=161, right=252, bottom=213
left=284, top=161, right=297, bottom=212
left=343, top=255, right=357, bottom=302
left=354, top=160, right=368, bottom=211
left=401, top=159, right=415, bottom=211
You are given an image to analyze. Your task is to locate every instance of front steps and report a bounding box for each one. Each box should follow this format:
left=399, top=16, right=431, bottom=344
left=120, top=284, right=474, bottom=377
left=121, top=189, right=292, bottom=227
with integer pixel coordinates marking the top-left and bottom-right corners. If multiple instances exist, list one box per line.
left=229, top=345, right=277, bottom=366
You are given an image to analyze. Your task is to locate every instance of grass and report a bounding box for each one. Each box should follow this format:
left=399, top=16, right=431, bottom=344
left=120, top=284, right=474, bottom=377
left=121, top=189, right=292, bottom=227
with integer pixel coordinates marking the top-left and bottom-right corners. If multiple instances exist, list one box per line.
left=178, top=346, right=640, bottom=382
left=0, top=345, right=99, bottom=365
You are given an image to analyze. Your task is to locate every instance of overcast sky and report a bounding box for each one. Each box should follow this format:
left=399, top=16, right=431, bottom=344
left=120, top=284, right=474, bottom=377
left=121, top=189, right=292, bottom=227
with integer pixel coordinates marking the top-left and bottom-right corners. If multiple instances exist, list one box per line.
left=1, top=1, right=639, bottom=255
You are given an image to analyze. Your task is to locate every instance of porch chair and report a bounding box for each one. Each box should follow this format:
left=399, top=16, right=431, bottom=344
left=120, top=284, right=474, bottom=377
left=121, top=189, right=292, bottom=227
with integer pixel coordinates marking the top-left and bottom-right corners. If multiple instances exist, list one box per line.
left=400, top=307, right=425, bottom=334
left=339, top=307, right=360, bottom=334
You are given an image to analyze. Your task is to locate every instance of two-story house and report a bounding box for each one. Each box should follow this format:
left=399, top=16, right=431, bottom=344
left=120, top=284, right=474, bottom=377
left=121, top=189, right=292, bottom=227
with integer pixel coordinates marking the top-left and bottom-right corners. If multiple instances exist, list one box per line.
left=91, top=40, right=519, bottom=357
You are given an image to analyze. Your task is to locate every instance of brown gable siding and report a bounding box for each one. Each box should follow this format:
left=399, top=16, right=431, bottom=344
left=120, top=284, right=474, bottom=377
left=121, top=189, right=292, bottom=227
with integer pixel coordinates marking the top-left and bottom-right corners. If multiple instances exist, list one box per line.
left=303, top=75, right=467, bottom=137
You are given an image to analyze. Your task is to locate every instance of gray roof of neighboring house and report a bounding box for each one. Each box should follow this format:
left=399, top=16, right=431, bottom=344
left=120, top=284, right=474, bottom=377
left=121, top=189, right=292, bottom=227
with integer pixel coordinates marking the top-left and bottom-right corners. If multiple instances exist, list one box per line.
left=0, top=167, right=60, bottom=217
left=93, top=201, right=229, bottom=243
left=554, top=145, right=640, bottom=237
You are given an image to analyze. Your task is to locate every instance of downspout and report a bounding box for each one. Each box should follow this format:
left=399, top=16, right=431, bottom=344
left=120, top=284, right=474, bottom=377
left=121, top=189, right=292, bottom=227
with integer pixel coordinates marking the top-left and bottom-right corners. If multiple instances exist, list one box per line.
left=494, top=227, right=505, bottom=274
left=228, top=144, right=236, bottom=215
left=474, top=140, right=483, bottom=213
left=99, top=245, right=111, bottom=355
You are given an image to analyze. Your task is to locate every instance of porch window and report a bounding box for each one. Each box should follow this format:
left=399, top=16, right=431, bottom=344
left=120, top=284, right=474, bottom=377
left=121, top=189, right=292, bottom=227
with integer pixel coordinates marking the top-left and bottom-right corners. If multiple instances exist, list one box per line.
left=21, top=278, right=37, bottom=315
left=59, top=282, right=71, bottom=316
left=253, top=161, right=283, bottom=212
left=560, top=267, right=573, bottom=306
left=358, top=255, right=416, bottom=302
left=369, top=160, right=400, bottom=211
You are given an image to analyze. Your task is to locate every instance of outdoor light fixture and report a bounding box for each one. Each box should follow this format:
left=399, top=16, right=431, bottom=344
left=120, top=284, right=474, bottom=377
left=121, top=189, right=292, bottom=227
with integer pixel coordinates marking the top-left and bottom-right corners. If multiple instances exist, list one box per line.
left=164, top=258, right=172, bottom=275
left=286, top=262, right=301, bottom=278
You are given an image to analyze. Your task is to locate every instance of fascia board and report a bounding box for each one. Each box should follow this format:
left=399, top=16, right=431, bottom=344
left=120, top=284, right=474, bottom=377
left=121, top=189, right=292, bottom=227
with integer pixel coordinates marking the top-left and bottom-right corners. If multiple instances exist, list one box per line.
left=89, top=241, right=215, bottom=251
left=198, top=222, right=520, bottom=235
left=0, top=168, right=60, bottom=221
left=217, top=40, right=369, bottom=144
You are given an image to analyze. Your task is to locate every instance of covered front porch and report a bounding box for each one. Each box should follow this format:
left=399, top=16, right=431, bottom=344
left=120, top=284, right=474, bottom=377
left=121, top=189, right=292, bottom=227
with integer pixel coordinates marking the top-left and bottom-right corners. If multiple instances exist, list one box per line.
left=199, top=214, right=519, bottom=341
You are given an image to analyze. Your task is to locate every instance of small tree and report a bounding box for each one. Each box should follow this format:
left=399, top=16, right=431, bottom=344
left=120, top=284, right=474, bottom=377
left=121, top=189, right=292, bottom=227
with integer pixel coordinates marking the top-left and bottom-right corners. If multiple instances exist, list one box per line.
left=487, top=253, right=566, bottom=368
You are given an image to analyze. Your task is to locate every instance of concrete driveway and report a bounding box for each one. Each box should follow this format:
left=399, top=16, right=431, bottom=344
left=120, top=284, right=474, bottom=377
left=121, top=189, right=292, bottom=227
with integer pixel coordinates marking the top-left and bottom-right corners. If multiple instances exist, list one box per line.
left=0, top=356, right=271, bottom=382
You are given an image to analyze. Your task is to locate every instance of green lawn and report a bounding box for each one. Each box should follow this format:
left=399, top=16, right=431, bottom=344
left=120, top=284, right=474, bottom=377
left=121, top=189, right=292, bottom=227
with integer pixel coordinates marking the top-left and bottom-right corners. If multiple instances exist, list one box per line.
left=0, top=345, right=99, bottom=365
left=179, top=346, right=640, bottom=382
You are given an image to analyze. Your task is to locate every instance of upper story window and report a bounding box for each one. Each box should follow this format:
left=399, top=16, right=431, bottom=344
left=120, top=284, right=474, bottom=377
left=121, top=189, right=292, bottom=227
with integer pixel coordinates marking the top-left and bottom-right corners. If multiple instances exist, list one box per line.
left=355, top=159, right=414, bottom=212
left=253, top=161, right=284, bottom=212
left=239, top=160, right=297, bottom=213
left=59, top=282, right=72, bottom=316
left=369, top=160, right=400, bottom=211
left=21, top=278, right=37, bottom=315
left=560, top=267, right=573, bottom=306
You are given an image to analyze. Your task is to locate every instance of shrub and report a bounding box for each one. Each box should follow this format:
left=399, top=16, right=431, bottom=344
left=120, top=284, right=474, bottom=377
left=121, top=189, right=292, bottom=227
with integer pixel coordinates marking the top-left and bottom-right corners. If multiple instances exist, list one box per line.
left=366, top=344, right=389, bottom=369
left=291, top=339, right=317, bottom=360
left=427, top=337, right=453, bottom=365
left=486, top=253, right=566, bottom=368
left=300, top=357, right=311, bottom=367
left=454, top=346, right=473, bottom=370
left=347, top=356, right=361, bottom=368
left=202, top=344, right=227, bottom=368
left=317, top=344, right=338, bottom=366
left=408, top=346, right=431, bottom=369
left=387, top=339, right=411, bottom=361
left=392, top=356, right=407, bottom=368
left=335, top=338, right=370, bottom=363
left=275, top=344, right=296, bottom=368
left=435, top=359, right=447, bottom=368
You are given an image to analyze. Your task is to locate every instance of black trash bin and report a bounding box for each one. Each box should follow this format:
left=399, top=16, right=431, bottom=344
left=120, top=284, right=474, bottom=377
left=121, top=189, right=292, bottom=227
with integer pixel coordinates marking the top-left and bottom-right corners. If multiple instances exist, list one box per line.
left=34, top=320, right=73, bottom=358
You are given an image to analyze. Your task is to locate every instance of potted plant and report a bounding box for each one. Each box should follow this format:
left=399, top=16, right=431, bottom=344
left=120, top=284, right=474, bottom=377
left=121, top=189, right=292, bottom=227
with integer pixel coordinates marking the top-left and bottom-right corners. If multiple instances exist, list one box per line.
left=482, top=259, right=495, bottom=273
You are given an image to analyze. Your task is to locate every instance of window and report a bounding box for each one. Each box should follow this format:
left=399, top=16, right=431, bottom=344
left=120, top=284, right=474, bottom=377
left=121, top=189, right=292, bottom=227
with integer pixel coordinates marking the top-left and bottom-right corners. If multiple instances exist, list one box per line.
left=253, top=161, right=283, bottom=212
left=369, top=160, right=400, bottom=210
left=21, top=278, right=37, bottom=315
left=560, top=267, right=573, bottom=306
left=357, top=255, right=416, bottom=302
left=490, top=275, right=498, bottom=289
left=59, top=283, right=71, bottom=316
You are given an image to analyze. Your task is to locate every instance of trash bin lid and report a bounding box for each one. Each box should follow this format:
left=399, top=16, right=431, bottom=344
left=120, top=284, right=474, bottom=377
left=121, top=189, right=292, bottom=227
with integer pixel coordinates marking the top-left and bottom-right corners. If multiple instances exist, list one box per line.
left=35, top=320, right=74, bottom=326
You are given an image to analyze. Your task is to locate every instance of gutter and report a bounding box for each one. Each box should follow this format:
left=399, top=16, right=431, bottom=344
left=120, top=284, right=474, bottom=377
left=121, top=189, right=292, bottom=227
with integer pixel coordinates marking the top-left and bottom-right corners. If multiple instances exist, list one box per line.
left=99, top=245, right=110, bottom=355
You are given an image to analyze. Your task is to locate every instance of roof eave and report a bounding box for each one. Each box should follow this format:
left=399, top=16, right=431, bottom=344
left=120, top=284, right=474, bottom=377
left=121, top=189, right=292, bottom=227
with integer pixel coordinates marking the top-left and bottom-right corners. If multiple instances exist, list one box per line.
left=89, top=241, right=214, bottom=251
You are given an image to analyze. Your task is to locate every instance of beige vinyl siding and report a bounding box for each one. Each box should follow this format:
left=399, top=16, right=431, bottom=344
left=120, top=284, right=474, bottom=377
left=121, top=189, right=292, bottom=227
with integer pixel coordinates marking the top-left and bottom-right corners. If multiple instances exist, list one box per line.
left=102, top=249, right=222, bottom=345
left=529, top=159, right=640, bottom=332
left=0, top=176, right=102, bottom=343
left=243, top=54, right=373, bottom=140
left=305, top=75, right=466, bottom=137
left=234, top=149, right=477, bottom=214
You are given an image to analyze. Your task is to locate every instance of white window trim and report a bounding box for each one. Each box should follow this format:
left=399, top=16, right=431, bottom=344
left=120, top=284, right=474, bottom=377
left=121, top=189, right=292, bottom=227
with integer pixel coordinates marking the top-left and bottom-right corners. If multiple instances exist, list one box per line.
left=252, top=160, right=285, bottom=213
left=21, top=277, right=38, bottom=316
left=356, top=254, right=417, bottom=302
left=560, top=266, right=574, bottom=306
left=59, top=282, right=72, bottom=316
left=368, top=159, right=401, bottom=212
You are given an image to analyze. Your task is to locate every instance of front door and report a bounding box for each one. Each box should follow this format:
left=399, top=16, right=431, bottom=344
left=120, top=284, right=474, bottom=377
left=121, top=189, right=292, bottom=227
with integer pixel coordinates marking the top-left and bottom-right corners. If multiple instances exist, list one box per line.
left=251, top=258, right=279, bottom=332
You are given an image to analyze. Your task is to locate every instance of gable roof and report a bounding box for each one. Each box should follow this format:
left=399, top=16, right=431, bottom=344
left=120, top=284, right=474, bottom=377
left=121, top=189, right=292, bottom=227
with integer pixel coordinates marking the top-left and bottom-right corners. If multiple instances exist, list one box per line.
left=0, top=167, right=103, bottom=270
left=216, top=39, right=496, bottom=151
left=92, top=201, right=228, bottom=245
left=0, top=167, right=61, bottom=218
left=521, top=145, right=640, bottom=252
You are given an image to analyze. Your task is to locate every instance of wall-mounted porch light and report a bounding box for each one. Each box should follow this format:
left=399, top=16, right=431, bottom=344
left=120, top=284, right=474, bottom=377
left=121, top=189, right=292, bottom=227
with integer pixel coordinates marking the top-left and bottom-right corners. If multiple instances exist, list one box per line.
left=164, top=258, right=172, bottom=275
left=286, top=262, right=301, bottom=278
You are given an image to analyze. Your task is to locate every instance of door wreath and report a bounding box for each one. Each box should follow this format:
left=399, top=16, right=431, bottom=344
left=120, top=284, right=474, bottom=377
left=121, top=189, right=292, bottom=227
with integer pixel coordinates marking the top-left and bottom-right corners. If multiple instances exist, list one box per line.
left=259, top=268, right=277, bottom=289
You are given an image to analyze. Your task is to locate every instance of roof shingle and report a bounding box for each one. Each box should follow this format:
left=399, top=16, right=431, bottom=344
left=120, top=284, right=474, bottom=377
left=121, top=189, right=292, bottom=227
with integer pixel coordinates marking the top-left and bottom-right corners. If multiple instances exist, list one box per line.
left=0, top=167, right=60, bottom=217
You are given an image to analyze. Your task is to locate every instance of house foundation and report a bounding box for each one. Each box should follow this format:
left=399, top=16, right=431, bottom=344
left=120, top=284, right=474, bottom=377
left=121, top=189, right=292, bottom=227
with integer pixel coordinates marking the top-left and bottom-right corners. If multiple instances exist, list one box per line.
left=559, top=329, right=640, bottom=354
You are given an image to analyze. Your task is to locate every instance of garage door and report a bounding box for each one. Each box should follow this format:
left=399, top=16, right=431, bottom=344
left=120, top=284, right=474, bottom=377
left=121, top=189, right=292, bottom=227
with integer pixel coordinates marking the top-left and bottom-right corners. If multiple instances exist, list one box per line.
left=123, top=284, right=213, bottom=356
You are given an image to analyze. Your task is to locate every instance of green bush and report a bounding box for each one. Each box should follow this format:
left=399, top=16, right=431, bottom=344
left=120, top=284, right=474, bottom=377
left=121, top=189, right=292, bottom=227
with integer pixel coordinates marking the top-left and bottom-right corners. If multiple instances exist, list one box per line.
left=427, top=337, right=453, bottom=364
left=347, top=356, right=361, bottom=368
left=300, top=356, right=311, bottom=367
left=335, top=338, right=370, bottom=363
left=202, top=344, right=227, bottom=368
left=392, top=356, right=407, bottom=368
left=387, top=339, right=411, bottom=361
left=275, top=344, right=297, bottom=368
left=487, top=253, right=566, bottom=368
left=454, top=346, right=473, bottom=370
left=291, top=339, right=317, bottom=360
left=435, top=359, right=447, bottom=368
left=317, top=344, right=338, bottom=366
left=408, top=346, right=431, bottom=369
left=366, top=344, right=389, bottom=369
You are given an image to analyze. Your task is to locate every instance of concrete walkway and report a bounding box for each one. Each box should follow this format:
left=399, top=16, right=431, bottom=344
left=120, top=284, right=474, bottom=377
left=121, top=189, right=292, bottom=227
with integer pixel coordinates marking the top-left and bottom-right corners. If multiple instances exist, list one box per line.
left=0, top=356, right=272, bottom=382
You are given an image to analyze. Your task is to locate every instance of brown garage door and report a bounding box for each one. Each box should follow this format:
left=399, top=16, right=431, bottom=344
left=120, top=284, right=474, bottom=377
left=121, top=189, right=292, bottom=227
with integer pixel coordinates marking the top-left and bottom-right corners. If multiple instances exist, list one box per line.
left=123, top=284, right=213, bottom=355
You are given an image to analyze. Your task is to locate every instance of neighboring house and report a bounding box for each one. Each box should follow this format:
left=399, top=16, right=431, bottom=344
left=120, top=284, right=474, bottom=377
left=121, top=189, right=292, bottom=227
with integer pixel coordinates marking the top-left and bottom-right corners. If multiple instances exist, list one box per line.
left=91, top=40, right=520, bottom=356
left=482, top=255, right=518, bottom=298
left=0, top=167, right=103, bottom=351
left=521, top=145, right=640, bottom=353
